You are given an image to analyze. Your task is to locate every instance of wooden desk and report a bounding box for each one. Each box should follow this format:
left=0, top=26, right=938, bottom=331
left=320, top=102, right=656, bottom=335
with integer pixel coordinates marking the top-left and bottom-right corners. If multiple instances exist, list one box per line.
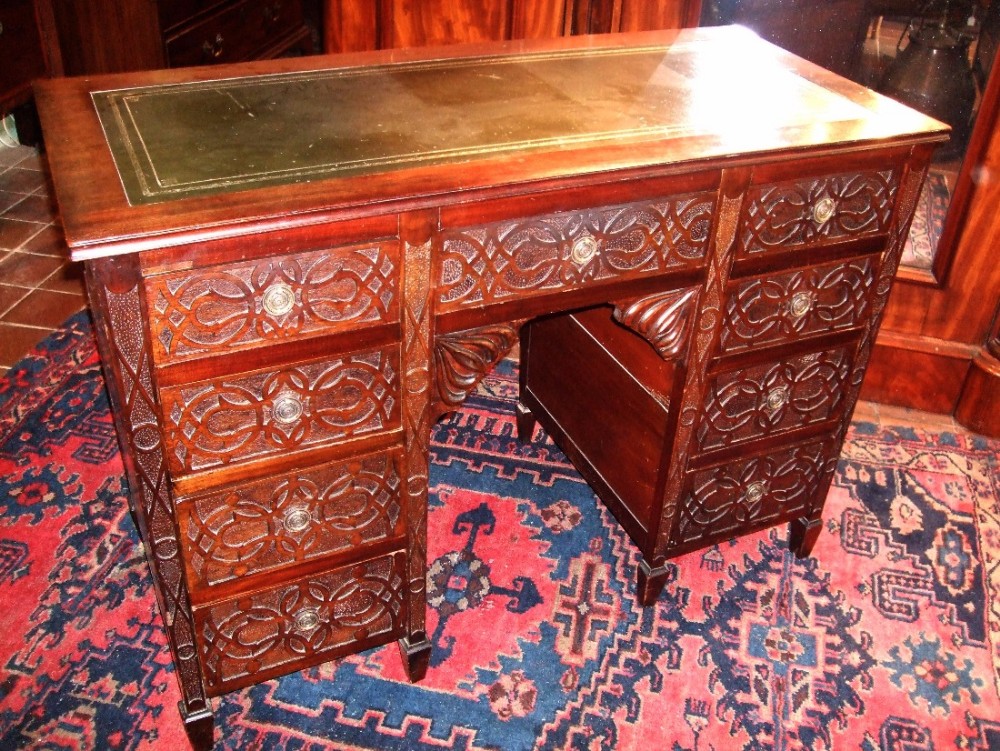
left=33, top=27, right=945, bottom=749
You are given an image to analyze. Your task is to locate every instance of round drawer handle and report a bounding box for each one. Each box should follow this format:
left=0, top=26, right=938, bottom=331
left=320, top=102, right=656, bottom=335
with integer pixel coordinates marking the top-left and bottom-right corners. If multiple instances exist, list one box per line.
left=744, top=481, right=767, bottom=504
left=789, top=291, right=813, bottom=319
left=283, top=507, right=312, bottom=533
left=202, top=33, right=225, bottom=59
left=812, top=197, right=836, bottom=225
left=570, top=235, right=599, bottom=267
left=293, top=608, right=320, bottom=633
left=273, top=394, right=304, bottom=424
left=765, top=387, right=789, bottom=412
left=261, top=282, right=295, bottom=317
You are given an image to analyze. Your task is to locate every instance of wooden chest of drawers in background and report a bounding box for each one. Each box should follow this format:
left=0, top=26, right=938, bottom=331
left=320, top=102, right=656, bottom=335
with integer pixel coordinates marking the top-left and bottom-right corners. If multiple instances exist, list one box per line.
left=52, top=0, right=314, bottom=75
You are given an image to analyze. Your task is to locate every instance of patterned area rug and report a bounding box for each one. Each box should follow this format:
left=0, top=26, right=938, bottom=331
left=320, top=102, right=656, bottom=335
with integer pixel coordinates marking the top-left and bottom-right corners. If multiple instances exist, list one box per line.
left=900, top=168, right=951, bottom=271
left=2, top=312, right=999, bottom=750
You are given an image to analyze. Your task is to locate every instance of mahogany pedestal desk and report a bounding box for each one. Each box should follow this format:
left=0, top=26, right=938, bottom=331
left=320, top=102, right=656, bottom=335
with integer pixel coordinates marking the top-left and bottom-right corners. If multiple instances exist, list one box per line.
left=33, top=27, right=945, bottom=748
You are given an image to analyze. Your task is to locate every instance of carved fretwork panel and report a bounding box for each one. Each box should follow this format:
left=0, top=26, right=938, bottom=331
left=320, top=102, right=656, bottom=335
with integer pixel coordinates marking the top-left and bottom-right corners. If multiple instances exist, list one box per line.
left=85, top=260, right=210, bottom=717
left=720, top=257, right=877, bottom=353
left=146, top=243, right=399, bottom=363
left=613, top=287, right=700, bottom=360
left=740, top=170, right=898, bottom=256
left=178, top=451, right=404, bottom=589
left=674, top=441, right=835, bottom=547
left=696, top=345, right=855, bottom=452
left=161, top=348, right=400, bottom=475
left=437, top=193, right=715, bottom=310
left=434, top=323, right=523, bottom=411
left=196, top=550, right=406, bottom=695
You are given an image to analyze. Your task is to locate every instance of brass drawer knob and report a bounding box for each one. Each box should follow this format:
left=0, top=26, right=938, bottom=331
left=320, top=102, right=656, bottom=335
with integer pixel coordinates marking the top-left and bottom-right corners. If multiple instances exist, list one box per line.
left=745, top=481, right=767, bottom=504
left=765, top=387, right=788, bottom=412
left=293, top=608, right=320, bottom=633
left=261, top=282, right=295, bottom=316
left=812, top=197, right=836, bottom=225
left=283, top=507, right=312, bottom=533
left=273, top=394, right=304, bottom=424
left=789, top=291, right=813, bottom=319
left=570, top=234, right=599, bottom=267
left=202, top=33, right=224, bottom=59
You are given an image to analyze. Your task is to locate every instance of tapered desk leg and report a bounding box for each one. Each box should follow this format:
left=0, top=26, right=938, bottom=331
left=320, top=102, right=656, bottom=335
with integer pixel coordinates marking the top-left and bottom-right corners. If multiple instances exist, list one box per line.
left=789, top=515, right=823, bottom=558
left=180, top=703, right=214, bottom=751
left=637, top=560, right=670, bottom=606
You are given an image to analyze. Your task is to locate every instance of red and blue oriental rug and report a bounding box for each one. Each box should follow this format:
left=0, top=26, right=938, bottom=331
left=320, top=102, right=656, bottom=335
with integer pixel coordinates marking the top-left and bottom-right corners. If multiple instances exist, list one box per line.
left=1, top=312, right=999, bottom=750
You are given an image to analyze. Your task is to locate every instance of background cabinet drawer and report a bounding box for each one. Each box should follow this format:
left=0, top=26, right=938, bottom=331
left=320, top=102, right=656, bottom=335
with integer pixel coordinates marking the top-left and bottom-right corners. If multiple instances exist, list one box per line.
left=161, top=347, right=400, bottom=475
left=436, top=192, right=714, bottom=311
left=673, top=440, right=834, bottom=548
left=146, top=241, right=399, bottom=364
left=719, top=256, right=877, bottom=354
left=739, top=169, right=898, bottom=258
left=165, top=0, right=305, bottom=66
left=696, top=345, right=855, bottom=452
left=195, top=549, right=406, bottom=695
left=178, top=450, right=404, bottom=590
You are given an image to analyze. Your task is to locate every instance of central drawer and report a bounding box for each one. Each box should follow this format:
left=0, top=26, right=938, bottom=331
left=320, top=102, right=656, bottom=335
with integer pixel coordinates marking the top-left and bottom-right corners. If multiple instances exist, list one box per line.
left=160, top=345, right=401, bottom=476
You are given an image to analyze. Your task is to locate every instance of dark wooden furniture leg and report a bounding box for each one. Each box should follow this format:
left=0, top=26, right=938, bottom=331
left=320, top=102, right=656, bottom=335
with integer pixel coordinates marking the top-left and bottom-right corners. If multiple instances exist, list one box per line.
left=179, top=703, right=215, bottom=751
left=637, top=560, right=671, bottom=606
left=789, top=515, right=823, bottom=558
left=398, top=635, right=433, bottom=681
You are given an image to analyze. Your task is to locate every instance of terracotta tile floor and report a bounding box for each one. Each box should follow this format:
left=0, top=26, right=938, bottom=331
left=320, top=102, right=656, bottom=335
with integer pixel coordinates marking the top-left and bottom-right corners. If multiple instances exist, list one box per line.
left=0, top=144, right=86, bottom=377
left=0, top=146, right=973, bottom=436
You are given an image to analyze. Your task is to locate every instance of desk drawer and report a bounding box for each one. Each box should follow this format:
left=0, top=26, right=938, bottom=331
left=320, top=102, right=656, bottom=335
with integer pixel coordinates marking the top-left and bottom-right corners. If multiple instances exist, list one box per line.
left=196, top=549, right=406, bottom=694
left=695, top=345, right=854, bottom=453
left=719, top=256, right=877, bottom=354
left=161, top=346, right=400, bottom=476
left=178, top=450, right=404, bottom=590
left=146, top=241, right=399, bottom=364
left=739, top=169, right=898, bottom=258
left=673, top=440, right=833, bottom=548
left=165, top=0, right=305, bottom=67
left=437, top=192, right=714, bottom=310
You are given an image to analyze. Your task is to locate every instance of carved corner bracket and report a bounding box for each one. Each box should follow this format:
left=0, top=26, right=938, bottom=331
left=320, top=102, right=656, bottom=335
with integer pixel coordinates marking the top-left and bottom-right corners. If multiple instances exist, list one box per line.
left=613, top=286, right=701, bottom=360
left=434, top=322, right=525, bottom=413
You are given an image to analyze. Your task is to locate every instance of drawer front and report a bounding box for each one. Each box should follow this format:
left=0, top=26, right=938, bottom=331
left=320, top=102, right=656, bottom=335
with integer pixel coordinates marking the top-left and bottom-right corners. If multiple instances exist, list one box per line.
left=436, top=192, right=715, bottom=311
left=719, top=256, right=877, bottom=354
left=178, top=450, right=404, bottom=589
left=196, top=549, right=406, bottom=694
left=739, top=170, right=898, bottom=257
left=166, top=0, right=304, bottom=67
left=146, top=242, right=399, bottom=364
left=159, top=0, right=229, bottom=32
left=673, top=441, right=835, bottom=548
left=162, top=347, right=400, bottom=475
left=696, top=345, right=854, bottom=452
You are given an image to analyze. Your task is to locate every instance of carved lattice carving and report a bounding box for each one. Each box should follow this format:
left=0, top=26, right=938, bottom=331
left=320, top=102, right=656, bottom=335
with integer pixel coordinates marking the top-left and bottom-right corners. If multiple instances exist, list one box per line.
left=720, top=257, right=877, bottom=352
left=696, top=346, right=854, bottom=452
left=86, top=261, right=210, bottom=719
left=613, top=287, right=700, bottom=360
left=179, top=451, right=403, bottom=588
left=161, top=349, right=400, bottom=474
left=434, top=323, right=523, bottom=410
left=675, top=441, right=835, bottom=545
left=740, top=170, right=898, bottom=255
left=437, top=194, right=715, bottom=309
left=146, top=244, right=398, bottom=362
left=197, top=550, right=406, bottom=694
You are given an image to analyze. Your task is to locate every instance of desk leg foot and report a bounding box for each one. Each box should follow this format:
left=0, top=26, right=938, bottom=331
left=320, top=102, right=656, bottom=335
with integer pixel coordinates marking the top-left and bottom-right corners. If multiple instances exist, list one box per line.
left=637, top=559, right=669, bottom=606
left=179, top=701, right=214, bottom=751
left=398, top=635, right=432, bottom=682
left=789, top=516, right=822, bottom=559
left=516, top=402, right=536, bottom=443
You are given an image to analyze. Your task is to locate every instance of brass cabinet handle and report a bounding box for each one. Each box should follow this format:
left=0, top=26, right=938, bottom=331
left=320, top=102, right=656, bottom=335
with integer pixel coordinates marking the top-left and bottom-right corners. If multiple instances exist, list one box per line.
left=789, top=291, right=813, bottom=319
left=812, top=197, right=836, bottom=225
left=202, top=33, right=224, bottom=59
left=273, top=394, right=304, bottom=424
left=765, top=386, right=788, bottom=412
left=570, top=234, right=599, bottom=267
left=293, top=608, right=320, bottom=632
left=744, top=481, right=767, bottom=504
left=261, top=282, right=295, bottom=316
left=283, top=507, right=312, bottom=533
